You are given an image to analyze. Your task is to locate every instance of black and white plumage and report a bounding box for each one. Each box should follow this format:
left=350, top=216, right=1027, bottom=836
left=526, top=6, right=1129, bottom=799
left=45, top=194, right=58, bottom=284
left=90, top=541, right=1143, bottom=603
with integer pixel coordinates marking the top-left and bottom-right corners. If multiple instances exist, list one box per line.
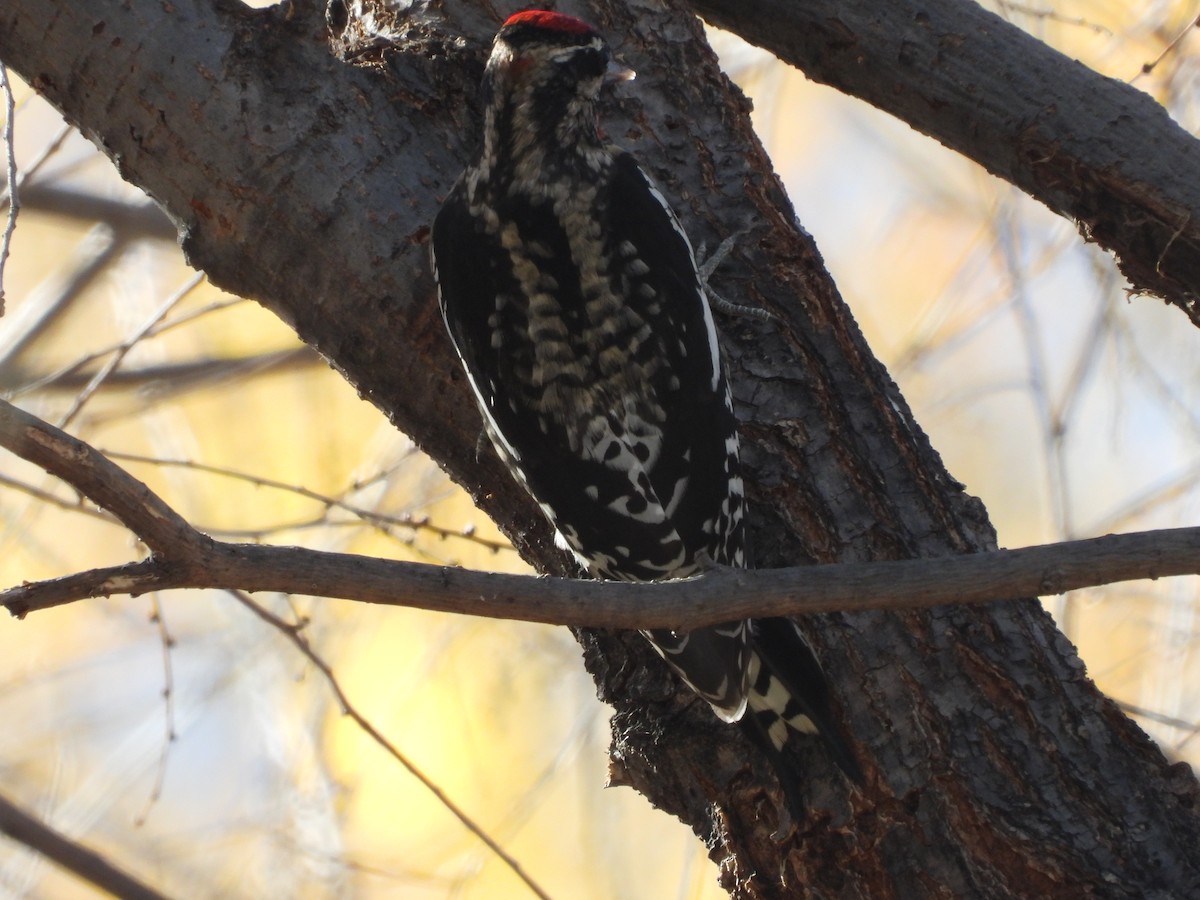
left=431, top=10, right=859, bottom=801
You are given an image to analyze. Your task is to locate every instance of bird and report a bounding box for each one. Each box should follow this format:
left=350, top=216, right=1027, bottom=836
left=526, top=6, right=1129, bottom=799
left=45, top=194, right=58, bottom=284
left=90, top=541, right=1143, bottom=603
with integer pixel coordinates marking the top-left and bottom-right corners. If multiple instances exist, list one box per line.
left=430, top=9, right=859, bottom=812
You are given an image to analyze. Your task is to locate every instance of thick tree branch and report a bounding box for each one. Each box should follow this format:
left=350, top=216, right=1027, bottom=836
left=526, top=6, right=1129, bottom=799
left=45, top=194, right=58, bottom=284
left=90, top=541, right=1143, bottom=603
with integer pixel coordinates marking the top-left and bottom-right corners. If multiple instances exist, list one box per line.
left=0, top=791, right=167, bottom=900
left=5, top=1, right=1200, bottom=892
left=0, top=399, right=206, bottom=557
left=3, top=397, right=1198, bottom=627
left=692, top=0, right=1200, bottom=325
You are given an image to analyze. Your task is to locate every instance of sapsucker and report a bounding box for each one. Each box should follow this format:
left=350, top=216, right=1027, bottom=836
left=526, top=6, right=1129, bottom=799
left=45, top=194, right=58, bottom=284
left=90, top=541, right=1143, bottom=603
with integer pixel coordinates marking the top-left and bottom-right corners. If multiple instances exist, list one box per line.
left=431, top=10, right=859, bottom=805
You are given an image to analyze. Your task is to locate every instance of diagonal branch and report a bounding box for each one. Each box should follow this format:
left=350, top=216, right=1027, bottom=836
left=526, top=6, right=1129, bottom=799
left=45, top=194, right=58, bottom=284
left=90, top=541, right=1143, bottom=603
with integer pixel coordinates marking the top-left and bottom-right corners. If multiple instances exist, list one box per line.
left=0, top=790, right=167, bottom=900
left=227, top=588, right=553, bottom=900
left=692, top=0, right=1200, bottom=325
left=3, top=398, right=1198, bottom=626
left=0, top=399, right=206, bottom=557
left=0, top=397, right=555, bottom=898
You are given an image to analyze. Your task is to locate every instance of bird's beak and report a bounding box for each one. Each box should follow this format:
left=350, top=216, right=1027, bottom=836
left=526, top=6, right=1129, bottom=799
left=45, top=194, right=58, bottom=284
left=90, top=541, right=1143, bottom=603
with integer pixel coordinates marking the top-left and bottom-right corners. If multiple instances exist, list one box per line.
left=605, top=59, right=636, bottom=83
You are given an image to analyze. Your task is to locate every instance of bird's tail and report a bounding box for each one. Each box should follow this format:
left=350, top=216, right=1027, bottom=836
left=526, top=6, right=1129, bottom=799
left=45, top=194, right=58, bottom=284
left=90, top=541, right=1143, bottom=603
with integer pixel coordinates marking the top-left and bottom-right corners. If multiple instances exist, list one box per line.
left=738, top=617, right=862, bottom=812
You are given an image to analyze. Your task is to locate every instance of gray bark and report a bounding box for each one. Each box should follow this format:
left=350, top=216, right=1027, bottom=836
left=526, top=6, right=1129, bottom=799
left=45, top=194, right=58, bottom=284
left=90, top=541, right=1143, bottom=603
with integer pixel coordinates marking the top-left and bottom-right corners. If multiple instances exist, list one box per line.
left=694, top=0, right=1200, bottom=327
left=2, top=0, right=1198, bottom=896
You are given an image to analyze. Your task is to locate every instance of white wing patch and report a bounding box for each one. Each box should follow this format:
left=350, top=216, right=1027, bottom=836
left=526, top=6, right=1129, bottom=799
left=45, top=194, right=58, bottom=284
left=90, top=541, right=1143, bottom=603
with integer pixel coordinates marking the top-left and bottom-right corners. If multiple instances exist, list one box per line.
left=636, top=169, right=721, bottom=391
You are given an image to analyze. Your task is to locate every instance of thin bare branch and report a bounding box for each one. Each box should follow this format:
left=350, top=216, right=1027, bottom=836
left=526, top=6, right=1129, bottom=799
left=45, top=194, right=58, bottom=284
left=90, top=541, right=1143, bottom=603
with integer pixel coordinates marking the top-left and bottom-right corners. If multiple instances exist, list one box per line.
left=2, top=397, right=1199, bottom=627
left=7, top=348, right=315, bottom=401
left=0, top=790, right=168, bottom=900
left=994, top=2, right=1113, bottom=36
left=0, top=224, right=119, bottom=370
left=1138, top=14, right=1200, bottom=79
left=56, top=271, right=206, bottom=428
left=16, top=183, right=175, bottom=240
left=228, top=589, right=554, bottom=900
left=105, top=449, right=514, bottom=553
left=134, top=593, right=177, bottom=828
left=1119, top=700, right=1200, bottom=738
left=0, top=471, right=119, bottom=525
left=0, top=63, right=17, bottom=316
left=0, top=121, right=71, bottom=209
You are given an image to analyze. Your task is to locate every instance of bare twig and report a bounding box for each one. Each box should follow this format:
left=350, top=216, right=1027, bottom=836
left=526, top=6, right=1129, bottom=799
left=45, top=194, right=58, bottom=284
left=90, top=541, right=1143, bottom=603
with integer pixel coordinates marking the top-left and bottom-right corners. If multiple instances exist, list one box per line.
left=15, top=183, right=175, bottom=240
left=134, top=593, right=177, bottom=828
left=0, top=790, right=168, bottom=900
left=1138, top=14, right=1200, bottom=79
left=1118, top=700, right=1200, bottom=737
left=0, top=224, right=119, bottom=370
left=57, top=271, right=206, bottom=429
left=0, top=121, right=71, bottom=209
left=994, top=2, right=1112, bottom=36
left=0, top=63, right=18, bottom=316
left=1, top=397, right=552, bottom=897
left=2, top=397, right=1199, bottom=628
left=228, top=590, right=554, bottom=900
left=0, top=471, right=118, bottom=525
left=104, top=448, right=513, bottom=552
left=9, top=348, right=315, bottom=401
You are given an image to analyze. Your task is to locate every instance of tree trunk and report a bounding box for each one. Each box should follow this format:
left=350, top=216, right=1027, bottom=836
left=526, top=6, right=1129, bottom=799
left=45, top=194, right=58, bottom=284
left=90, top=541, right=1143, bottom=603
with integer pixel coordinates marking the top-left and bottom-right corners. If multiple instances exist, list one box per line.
left=2, top=0, right=1197, bottom=895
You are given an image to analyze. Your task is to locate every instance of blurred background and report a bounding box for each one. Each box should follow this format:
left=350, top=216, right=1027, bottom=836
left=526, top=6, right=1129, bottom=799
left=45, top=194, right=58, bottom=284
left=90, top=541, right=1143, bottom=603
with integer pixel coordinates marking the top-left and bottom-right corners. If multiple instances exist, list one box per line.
left=2, top=2, right=1199, bottom=897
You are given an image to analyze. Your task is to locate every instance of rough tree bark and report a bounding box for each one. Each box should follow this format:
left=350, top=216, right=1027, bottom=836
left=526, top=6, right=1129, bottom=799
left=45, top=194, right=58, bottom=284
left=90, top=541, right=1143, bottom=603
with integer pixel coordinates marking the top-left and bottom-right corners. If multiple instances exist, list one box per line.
left=691, top=0, right=1200, bottom=327
left=2, top=0, right=1198, bottom=897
